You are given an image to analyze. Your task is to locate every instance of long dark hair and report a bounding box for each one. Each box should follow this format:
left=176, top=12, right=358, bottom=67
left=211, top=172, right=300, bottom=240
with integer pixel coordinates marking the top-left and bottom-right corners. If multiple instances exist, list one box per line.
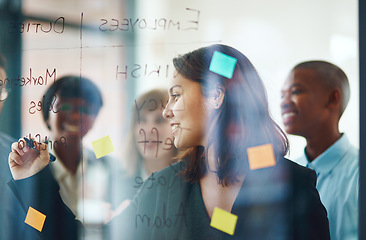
left=173, top=44, right=289, bottom=186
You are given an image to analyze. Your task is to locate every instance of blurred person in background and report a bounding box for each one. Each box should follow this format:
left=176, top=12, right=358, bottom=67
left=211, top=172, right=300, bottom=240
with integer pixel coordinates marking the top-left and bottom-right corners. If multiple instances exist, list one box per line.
left=109, top=89, right=178, bottom=238
left=0, top=53, right=14, bottom=192
left=121, top=88, right=177, bottom=181
left=281, top=60, right=358, bottom=240
left=0, top=53, right=20, bottom=239
left=41, top=75, right=121, bottom=239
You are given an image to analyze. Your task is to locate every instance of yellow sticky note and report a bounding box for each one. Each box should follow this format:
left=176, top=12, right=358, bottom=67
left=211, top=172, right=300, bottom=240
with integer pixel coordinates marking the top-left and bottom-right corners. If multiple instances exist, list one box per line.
left=210, top=207, right=238, bottom=235
left=24, top=206, right=46, bottom=232
left=91, top=135, right=115, bottom=159
left=247, top=143, right=276, bottom=170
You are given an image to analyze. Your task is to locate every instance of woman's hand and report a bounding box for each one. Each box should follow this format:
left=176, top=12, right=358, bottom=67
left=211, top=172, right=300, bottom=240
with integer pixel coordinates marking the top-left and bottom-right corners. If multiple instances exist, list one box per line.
left=8, top=138, right=50, bottom=180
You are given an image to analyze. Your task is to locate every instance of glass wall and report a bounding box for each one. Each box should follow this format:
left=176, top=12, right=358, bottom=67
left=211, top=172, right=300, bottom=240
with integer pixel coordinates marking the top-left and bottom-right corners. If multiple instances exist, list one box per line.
left=0, top=0, right=360, bottom=239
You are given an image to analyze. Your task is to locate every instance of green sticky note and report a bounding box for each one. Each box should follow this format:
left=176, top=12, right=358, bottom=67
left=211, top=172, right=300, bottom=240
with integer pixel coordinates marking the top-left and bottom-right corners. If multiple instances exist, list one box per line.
left=210, top=207, right=238, bottom=235
left=91, top=135, right=115, bottom=159
left=209, top=51, right=237, bottom=79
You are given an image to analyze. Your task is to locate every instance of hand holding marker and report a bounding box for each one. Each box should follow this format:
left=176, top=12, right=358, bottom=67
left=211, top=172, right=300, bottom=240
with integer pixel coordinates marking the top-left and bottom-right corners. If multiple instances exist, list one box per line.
left=23, top=137, right=56, bottom=162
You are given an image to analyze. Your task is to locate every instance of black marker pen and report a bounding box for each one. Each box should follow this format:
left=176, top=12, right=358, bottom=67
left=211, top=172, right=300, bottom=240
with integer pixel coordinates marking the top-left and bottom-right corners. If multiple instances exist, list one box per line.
left=23, top=137, right=56, bottom=162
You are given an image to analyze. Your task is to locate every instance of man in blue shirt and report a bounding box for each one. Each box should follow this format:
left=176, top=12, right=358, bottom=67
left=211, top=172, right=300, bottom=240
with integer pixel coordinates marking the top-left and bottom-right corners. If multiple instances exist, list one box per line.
left=280, top=60, right=359, bottom=240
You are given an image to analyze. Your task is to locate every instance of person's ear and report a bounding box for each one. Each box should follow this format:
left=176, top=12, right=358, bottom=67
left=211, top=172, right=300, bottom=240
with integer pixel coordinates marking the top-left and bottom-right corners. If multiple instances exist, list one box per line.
left=211, top=84, right=225, bottom=109
left=327, top=88, right=341, bottom=111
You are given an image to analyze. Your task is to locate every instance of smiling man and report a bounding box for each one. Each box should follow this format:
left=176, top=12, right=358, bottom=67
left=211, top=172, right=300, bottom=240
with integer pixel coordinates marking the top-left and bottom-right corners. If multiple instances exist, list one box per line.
left=281, top=60, right=359, bottom=240
left=41, top=76, right=121, bottom=239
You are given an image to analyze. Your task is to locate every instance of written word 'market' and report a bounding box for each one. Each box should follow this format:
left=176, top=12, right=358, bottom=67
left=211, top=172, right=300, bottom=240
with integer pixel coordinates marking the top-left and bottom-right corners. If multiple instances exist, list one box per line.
left=0, top=68, right=56, bottom=88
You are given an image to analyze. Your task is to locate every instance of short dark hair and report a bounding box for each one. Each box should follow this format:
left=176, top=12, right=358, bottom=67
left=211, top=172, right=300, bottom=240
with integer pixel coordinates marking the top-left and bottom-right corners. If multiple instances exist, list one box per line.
left=173, top=44, right=289, bottom=186
left=293, top=60, right=350, bottom=118
left=42, top=75, right=103, bottom=122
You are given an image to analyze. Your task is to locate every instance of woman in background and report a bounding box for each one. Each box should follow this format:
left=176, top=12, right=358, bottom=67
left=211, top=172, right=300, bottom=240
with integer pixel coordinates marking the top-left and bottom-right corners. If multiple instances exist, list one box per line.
left=116, top=89, right=178, bottom=201
left=123, top=89, right=177, bottom=179
left=41, top=76, right=119, bottom=239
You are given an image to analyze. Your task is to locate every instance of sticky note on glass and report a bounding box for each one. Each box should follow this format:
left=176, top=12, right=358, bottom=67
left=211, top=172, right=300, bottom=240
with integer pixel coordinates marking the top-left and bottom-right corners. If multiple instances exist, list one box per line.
left=209, top=51, right=237, bottom=79
left=247, top=143, right=276, bottom=170
left=91, top=135, right=115, bottom=159
left=24, top=207, right=46, bottom=232
left=210, top=207, right=238, bottom=235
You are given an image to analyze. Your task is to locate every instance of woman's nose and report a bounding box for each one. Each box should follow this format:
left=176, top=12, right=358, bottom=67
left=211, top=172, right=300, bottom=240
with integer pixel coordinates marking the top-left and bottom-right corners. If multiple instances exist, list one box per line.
left=162, top=103, right=173, bottom=119
left=70, top=106, right=83, bottom=119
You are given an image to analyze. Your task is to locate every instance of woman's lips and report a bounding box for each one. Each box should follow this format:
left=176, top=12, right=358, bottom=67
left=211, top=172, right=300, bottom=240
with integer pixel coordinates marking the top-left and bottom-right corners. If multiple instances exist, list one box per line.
left=63, top=123, right=81, bottom=133
left=171, top=123, right=180, bottom=135
left=145, top=142, right=156, bottom=150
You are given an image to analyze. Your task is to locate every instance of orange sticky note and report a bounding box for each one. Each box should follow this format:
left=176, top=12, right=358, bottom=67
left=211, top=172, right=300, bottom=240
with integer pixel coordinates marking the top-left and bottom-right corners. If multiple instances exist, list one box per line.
left=210, top=207, right=238, bottom=235
left=24, top=206, right=46, bottom=232
left=91, top=135, right=115, bottom=159
left=247, top=143, right=276, bottom=170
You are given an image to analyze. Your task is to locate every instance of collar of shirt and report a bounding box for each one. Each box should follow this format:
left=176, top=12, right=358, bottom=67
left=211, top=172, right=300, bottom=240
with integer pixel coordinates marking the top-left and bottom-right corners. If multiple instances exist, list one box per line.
left=298, top=133, right=351, bottom=176
left=140, top=165, right=150, bottom=180
left=50, top=148, right=89, bottom=183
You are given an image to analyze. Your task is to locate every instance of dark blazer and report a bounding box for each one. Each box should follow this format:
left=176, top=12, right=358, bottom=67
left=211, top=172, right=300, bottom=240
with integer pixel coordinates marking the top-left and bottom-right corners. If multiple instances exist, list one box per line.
left=114, top=158, right=330, bottom=240
left=7, top=165, right=80, bottom=240
left=8, top=158, right=330, bottom=240
left=0, top=133, right=27, bottom=240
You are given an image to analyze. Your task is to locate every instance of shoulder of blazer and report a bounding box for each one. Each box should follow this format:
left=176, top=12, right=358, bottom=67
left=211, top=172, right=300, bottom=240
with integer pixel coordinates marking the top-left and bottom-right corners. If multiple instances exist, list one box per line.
left=282, top=158, right=317, bottom=186
left=243, top=157, right=316, bottom=188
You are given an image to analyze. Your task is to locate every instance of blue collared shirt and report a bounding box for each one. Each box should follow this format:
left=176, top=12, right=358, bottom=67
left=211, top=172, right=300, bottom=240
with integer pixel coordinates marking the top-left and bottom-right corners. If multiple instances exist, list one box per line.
left=296, top=134, right=359, bottom=240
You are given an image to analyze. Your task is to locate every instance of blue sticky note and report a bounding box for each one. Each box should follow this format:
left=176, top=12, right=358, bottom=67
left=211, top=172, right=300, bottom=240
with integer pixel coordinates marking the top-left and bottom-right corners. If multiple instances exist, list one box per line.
left=209, top=51, right=237, bottom=79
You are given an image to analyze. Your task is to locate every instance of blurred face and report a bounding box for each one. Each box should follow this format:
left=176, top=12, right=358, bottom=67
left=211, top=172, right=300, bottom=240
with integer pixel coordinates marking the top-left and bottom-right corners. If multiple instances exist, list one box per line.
left=0, top=67, right=6, bottom=114
left=162, top=73, right=208, bottom=150
left=135, top=108, right=174, bottom=161
left=47, top=95, right=97, bottom=142
left=280, top=69, right=330, bottom=137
